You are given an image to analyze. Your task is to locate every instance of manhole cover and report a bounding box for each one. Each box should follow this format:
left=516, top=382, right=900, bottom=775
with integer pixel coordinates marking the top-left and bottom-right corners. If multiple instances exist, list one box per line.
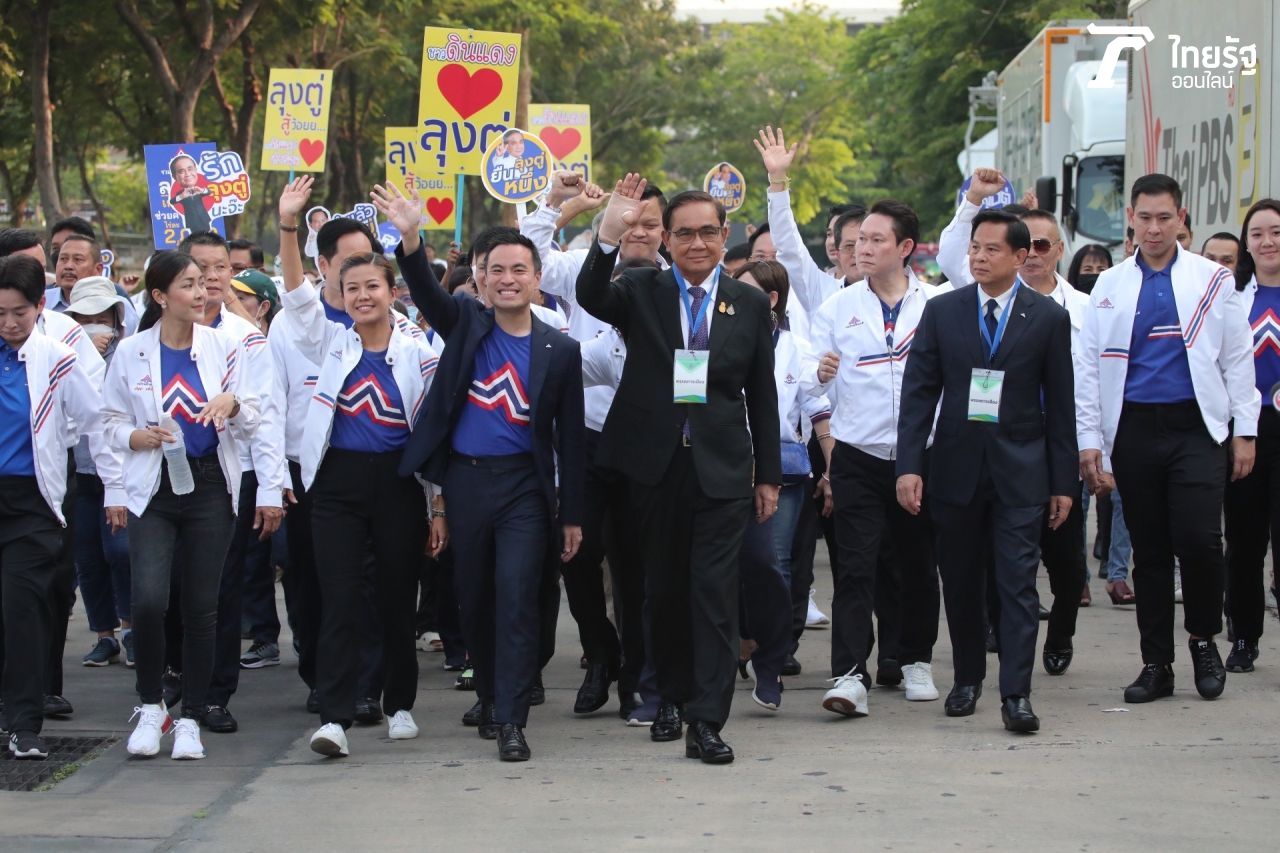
left=0, top=735, right=119, bottom=792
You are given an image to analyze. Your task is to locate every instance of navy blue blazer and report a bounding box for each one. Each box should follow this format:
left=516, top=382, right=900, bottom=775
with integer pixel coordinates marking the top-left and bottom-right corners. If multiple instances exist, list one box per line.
left=895, top=282, right=1077, bottom=507
left=394, top=243, right=585, bottom=527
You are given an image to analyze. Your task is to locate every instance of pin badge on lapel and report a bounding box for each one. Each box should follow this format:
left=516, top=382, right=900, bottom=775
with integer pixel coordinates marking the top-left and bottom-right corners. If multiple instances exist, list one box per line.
left=727, top=304, right=735, bottom=316
left=718, top=301, right=727, bottom=314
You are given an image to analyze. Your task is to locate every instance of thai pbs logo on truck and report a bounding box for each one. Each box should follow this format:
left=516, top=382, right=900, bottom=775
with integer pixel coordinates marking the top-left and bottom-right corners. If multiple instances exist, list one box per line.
left=1087, top=22, right=1258, bottom=90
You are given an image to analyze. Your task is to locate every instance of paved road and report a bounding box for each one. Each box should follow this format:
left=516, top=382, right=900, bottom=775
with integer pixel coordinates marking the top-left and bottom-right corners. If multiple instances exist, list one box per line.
left=2, top=553, right=1278, bottom=851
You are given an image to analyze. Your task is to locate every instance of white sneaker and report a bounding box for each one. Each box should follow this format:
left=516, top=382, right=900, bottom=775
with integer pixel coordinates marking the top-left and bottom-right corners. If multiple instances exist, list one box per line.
left=171, top=717, right=205, bottom=760
left=387, top=710, right=419, bottom=740
left=806, top=589, right=831, bottom=629
left=902, top=662, right=940, bottom=701
left=126, top=703, right=172, bottom=757
left=821, top=671, right=868, bottom=717
left=310, top=723, right=349, bottom=757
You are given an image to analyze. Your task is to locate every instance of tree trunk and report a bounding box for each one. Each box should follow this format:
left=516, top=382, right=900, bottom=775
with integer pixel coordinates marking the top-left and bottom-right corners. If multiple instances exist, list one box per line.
left=30, top=0, right=62, bottom=226
left=74, top=142, right=112, bottom=249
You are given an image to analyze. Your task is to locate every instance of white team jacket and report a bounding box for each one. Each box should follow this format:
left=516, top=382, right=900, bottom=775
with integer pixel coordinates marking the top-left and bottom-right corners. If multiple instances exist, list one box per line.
left=218, top=307, right=286, bottom=507
left=267, top=297, right=427, bottom=465
left=17, top=332, right=116, bottom=524
left=38, top=308, right=106, bottom=447
left=101, top=324, right=264, bottom=516
left=767, top=189, right=843, bottom=314
left=802, top=271, right=941, bottom=460
left=1077, top=246, right=1259, bottom=455
left=279, top=280, right=439, bottom=490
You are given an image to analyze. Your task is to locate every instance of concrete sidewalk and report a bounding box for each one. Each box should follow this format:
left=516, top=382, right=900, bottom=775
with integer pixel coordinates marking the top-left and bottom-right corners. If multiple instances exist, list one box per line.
left=1, top=563, right=1277, bottom=851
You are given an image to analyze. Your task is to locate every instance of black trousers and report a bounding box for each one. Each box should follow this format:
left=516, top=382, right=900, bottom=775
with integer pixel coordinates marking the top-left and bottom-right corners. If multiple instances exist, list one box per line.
left=933, top=478, right=1043, bottom=699
left=1112, top=402, right=1227, bottom=664
left=446, top=454, right=548, bottom=727
left=311, top=449, right=425, bottom=727
left=1224, top=410, right=1280, bottom=643
left=828, top=443, right=938, bottom=678
left=559, top=429, right=623, bottom=670
left=1040, top=484, right=1086, bottom=649
left=281, top=460, right=320, bottom=690
left=631, top=447, right=750, bottom=728
left=206, top=471, right=262, bottom=708
left=738, top=511, right=790, bottom=680
left=130, top=459, right=233, bottom=717
left=0, top=477, right=63, bottom=735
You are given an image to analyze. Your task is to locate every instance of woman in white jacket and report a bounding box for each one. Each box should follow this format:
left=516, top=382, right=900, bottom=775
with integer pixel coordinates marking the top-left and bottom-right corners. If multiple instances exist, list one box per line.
left=277, top=176, right=445, bottom=760
left=732, top=260, right=833, bottom=712
left=102, top=251, right=262, bottom=761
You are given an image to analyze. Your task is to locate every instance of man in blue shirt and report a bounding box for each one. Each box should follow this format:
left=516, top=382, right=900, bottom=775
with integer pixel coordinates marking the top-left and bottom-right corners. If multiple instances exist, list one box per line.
left=377, top=182, right=585, bottom=763
left=1079, top=174, right=1259, bottom=705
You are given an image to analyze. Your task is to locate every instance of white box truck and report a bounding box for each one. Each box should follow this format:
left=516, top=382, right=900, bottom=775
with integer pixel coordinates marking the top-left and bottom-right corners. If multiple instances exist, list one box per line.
left=1125, top=0, right=1276, bottom=240
left=995, top=20, right=1129, bottom=256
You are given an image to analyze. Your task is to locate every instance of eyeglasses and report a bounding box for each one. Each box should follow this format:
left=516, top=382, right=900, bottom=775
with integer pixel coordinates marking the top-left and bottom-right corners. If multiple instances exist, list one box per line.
left=669, top=226, right=724, bottom=245
left=1029, top=238, right=1059, bottom=255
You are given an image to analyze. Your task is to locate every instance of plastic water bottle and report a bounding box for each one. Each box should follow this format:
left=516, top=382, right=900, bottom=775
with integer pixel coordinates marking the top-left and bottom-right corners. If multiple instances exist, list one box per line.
left=160, top=416, right=195, bottom=495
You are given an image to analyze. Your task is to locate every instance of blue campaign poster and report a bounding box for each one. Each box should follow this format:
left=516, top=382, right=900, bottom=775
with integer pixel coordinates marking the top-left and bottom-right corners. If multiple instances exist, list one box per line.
left=144, top=142, right=221, bottom=250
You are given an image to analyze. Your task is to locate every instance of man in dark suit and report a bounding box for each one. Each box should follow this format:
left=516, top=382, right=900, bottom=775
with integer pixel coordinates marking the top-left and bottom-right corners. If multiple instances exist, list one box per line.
left=895, top=208, right=1077, bottom=733
left=372, top=184, right=585, bottom=763
left=576, top=176, right=782, bottom=764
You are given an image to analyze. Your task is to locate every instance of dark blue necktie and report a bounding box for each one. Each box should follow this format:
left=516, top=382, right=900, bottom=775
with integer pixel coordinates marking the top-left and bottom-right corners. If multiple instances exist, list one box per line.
left=984, top=299, right=998, bottom=357
left=682, top=285, right=709, bottom=441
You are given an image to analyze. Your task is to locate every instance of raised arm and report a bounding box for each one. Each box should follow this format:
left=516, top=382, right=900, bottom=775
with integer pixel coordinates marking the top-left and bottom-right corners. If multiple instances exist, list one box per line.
left=938, top=169, right=1007, bottom=287
left=574, top=173, right=648, bottom=329
left=522, top=172, right=604, bottom=302
left=754, top=125, right=835, bottom=313
left=278, top=176, right=314, bottom=293
left=371, top=182, right=462, bottom=338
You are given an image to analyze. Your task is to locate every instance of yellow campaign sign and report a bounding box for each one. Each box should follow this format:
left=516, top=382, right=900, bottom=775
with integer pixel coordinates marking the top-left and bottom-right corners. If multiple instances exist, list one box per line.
left=416, top=27, right=521, bottom=175
left=385, top=127, right=457, bottom=231
left=529, top=104, right=592, bottom=182
left=261, top=69, right=333, bottom=172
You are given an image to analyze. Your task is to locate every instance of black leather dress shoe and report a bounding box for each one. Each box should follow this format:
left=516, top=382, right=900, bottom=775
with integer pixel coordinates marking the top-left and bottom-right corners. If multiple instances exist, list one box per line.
left=573, top=663, right=614, bottom=714
left=497, top=723, right=530, bottom=761
left=305, top=689, right=320, bottom=714
left=1038, top=603, right=1050, bottom=621
left=684, top=721, right=734, bottom=764
left=1042, top=646, right=1074, bottom=676
left=876, top=659, right=903, bottom=686
left=985, top=625, right=999, bottom=654
left=529, top=675, right=546, bottom=707
left=1001, top=696, right=1040, bottom=732
left=1189, top=638, right=1226, bottom=699
left=944, top=684, right=981, bottom=717
left=354, top=698, right=383, bottom=725
left=477, top=702, right=499, bottom=739
left=462, top=699, right=483, bottom=727
left=43, top=695, right=73, bottom=717
left=1123, top=663, right=1174, bottom=703
left=200, top=705, right=238, bottom=733
left=650, top=702, right=683, bottom=742
left=781, top=654, right=802, bottom=676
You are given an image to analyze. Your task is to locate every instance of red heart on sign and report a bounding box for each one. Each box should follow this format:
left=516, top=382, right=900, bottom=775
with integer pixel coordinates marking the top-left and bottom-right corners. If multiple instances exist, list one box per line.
left=539, top=128, right=581, bottom=161
left=426, top=197, right=454, bottom=224
left=436, top=64, right=503, bottom=120
left=298, top=139, right=324, bottom=166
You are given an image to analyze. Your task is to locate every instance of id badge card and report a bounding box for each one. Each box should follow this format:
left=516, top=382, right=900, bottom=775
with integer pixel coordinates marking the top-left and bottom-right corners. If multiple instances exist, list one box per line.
left=967, top=368, right=1004, bottom=422
left=674, top=349, right=709, bottom=404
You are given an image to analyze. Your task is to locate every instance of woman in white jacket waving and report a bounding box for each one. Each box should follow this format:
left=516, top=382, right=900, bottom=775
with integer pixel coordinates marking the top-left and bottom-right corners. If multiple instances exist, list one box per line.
left=102, top=251, right=263, bottom=761
left=276, top=176, right=445, bottom=760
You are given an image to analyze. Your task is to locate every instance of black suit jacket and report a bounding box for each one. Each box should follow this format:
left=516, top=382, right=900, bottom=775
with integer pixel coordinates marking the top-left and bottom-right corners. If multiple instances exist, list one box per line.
left=395, top=243, right=584, bottom=527
left=575, top=241, right=782, bottom=499
left=895, top=282, right=1077, bottom=507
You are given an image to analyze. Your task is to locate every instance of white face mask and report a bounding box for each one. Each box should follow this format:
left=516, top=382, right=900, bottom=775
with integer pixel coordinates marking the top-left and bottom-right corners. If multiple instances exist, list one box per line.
left=82, top=323, right=117, bottom=340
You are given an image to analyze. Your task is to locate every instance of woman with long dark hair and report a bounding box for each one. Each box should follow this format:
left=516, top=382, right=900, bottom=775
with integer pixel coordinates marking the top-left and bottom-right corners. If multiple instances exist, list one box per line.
left=276, top=176, right=446, bottom=759
left=103, top=250, right=264, bottom=761
left=1223, top=198, right=1280, bottom=673
left=1066, top=243, right=1112, bottom=295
